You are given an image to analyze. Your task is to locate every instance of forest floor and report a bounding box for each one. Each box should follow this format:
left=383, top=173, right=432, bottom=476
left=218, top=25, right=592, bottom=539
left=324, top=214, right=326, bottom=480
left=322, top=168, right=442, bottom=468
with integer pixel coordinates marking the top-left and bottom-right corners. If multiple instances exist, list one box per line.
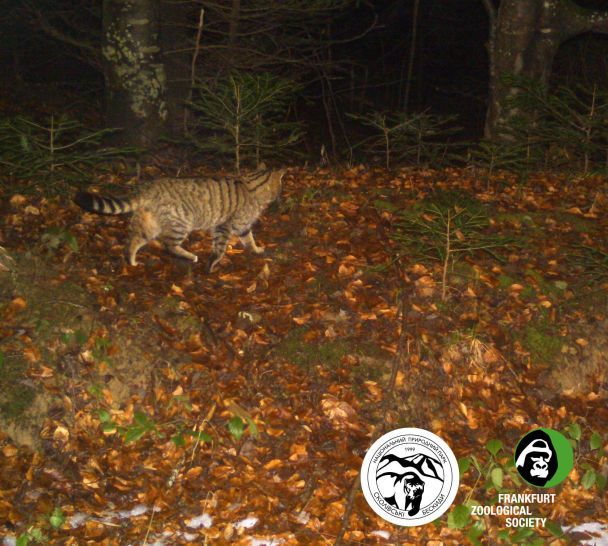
left=0, top=165, right=607, bottom=545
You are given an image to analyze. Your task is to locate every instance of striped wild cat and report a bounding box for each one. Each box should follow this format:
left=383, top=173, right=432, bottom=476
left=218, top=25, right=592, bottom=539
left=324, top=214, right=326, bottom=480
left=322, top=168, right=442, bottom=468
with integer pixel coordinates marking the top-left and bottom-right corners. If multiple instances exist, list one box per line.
left=74, top=167, right=285, bottom=272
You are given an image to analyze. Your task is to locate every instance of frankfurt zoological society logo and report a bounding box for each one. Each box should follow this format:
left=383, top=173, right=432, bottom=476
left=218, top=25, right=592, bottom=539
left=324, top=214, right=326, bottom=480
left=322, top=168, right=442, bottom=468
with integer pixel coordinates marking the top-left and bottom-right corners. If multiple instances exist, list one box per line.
left=514, top=428, right=574, bottom=488
left=360, top=428, right=459, bottom=526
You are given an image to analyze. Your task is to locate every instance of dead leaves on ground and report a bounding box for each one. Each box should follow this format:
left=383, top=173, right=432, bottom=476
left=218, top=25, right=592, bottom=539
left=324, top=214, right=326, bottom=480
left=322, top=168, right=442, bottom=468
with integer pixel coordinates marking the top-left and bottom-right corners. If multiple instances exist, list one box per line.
left=1, top=167, right=607, bottom=544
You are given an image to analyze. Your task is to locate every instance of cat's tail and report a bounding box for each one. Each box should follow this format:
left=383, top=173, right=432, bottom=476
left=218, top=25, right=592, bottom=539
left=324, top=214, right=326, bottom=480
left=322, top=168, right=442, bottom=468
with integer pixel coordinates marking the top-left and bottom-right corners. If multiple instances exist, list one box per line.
left=74, top=192, right=137, bottom=215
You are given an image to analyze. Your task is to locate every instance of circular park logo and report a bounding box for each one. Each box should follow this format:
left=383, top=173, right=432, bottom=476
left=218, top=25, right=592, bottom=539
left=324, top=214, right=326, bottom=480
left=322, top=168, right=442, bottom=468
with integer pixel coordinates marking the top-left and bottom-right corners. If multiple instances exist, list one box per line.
left=360, top=428, right=459, bottom=526
left=514, top=428, right=574, bottom=488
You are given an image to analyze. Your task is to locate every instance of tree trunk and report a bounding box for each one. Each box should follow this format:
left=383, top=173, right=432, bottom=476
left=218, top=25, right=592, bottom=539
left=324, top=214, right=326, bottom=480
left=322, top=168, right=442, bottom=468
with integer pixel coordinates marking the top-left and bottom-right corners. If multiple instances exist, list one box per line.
left=160, top=0, right=192, bottom=137
left=102, top=0, right=168, bottom=147
left=484, top=0, right=608, bottom=140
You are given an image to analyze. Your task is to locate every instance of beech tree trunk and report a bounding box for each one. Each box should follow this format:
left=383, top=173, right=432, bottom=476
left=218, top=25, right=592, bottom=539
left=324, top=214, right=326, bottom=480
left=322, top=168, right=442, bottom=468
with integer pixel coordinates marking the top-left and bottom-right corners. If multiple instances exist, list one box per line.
left=160, top=0, right=192, bottom=138
left=484, top=0, right=608, bottom=140
left=102, top=0, right=168, bottom=147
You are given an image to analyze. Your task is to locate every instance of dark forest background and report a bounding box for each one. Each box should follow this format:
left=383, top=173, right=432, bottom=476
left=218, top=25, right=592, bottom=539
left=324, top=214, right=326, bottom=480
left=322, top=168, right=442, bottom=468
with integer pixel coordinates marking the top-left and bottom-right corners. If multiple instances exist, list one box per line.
left=2, top=0, right=608, bottom=172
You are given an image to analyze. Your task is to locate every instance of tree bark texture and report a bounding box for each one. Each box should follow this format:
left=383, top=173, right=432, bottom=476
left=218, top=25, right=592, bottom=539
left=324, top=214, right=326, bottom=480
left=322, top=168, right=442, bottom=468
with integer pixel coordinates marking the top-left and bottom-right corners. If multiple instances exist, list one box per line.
left=485, top=0, right=608, bottom=140
left=102, top=0, right=168, bottom=147
left=160, top=0, right=192, bottom=137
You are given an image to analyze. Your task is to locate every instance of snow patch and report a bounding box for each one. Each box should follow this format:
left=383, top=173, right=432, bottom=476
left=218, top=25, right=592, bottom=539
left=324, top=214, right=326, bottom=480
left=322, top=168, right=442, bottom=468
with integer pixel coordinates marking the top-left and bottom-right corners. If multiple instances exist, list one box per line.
left=118, top=504, right=148, bottom=518
left=295, top=511, right=310, bottom=524
left=370, top=529, right=391, bottom=540
left=70, top=512, right=89, bottom=528
left=236, top=516, right=259, bottom=529
left=565, top=522, right=608, bottom=546
left=185, top=513, right=213, bottom=529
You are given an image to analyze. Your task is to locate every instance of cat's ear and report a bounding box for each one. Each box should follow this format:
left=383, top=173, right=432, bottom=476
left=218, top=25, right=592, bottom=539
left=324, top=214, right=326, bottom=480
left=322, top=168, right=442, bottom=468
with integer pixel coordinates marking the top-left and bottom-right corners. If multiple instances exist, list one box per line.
left=257, top=161, right=267, bottom=170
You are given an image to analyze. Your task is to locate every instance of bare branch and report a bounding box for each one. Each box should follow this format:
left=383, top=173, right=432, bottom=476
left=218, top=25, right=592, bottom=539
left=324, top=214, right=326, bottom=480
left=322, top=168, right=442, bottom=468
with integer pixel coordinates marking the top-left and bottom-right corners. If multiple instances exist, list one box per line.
left=184, top=8, right=205, bottom=132
left=26, top=2, right=99, bottom=61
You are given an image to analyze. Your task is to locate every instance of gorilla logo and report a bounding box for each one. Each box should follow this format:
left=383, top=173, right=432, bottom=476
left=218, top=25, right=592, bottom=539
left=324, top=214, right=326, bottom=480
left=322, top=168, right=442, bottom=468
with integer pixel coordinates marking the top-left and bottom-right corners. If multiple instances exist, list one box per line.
left=515, top=429, right=558, bottom=487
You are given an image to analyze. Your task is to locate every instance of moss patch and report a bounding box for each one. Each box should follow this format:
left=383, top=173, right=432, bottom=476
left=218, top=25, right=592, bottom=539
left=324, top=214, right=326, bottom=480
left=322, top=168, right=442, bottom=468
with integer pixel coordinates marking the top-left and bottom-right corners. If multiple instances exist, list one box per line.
left=274, top=327, right=350, bottom=369
left=555, top=210, right=598, bottom=234
left=0, top=354, right=36, bottom=421
left=522, top=321, right=562, bottom=365
left=274, top=326, right=390, bottom=375
left=0, top=253, right=95, bottom=447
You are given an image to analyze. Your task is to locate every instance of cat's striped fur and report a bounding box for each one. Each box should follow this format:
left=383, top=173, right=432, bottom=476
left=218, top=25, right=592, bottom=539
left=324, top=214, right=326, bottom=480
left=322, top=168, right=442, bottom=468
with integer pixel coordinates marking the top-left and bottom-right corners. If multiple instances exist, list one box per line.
left=74, top=167, right=285, bottom=272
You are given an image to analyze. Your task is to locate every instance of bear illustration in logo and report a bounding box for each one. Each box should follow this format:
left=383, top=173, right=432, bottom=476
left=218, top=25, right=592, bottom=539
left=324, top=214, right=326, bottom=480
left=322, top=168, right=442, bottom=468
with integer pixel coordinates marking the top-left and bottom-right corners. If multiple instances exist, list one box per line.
left=376, top=453, right=444, bottom=516
left=515, top=429, right=558, bottom=487
left=401, top=472, right=425, bottom=516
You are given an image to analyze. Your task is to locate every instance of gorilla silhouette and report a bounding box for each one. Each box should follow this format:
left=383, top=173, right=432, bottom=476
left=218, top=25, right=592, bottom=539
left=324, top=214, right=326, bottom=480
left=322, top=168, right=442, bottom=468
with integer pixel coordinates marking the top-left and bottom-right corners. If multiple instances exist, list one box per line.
left=515, top=429, right=558, bottom=487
